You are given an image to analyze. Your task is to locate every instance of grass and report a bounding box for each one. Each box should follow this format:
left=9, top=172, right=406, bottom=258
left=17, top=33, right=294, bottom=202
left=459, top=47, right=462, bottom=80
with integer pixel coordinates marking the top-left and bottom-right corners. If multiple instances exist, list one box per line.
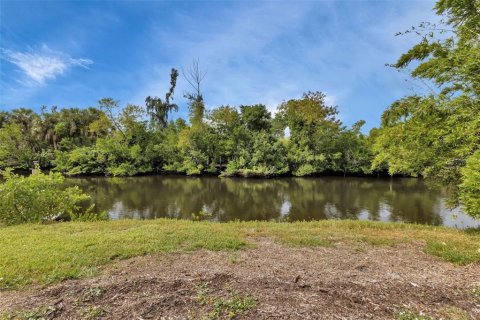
left=81, top=306, right=105, bottom=320
left=0, top=219, right=479, bottom=290
left=396, top=309, right=433, bottom=320
left=1, top=303, right=63, bottom=320
left=437, top=306, right=470, bottom=320
left=210, top=293, right=257, bottom=319
left=472, top=287, right=480, bottom=298
left=193, top=281, right=256, bottom=319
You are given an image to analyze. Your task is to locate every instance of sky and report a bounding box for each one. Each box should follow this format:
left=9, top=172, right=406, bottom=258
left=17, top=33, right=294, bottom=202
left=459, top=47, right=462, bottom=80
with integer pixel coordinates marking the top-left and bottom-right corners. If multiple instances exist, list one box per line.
left=0, top=0, right=438, bottom=131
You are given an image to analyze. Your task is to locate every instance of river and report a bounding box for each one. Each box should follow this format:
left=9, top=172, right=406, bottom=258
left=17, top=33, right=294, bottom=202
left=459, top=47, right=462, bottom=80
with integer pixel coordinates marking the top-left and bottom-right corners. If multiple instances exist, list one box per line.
left=68, top=175, right=479, bottom=229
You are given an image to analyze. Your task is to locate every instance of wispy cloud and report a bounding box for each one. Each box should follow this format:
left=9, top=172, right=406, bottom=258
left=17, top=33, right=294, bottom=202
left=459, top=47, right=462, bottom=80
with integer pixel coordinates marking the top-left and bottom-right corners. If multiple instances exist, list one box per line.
left=1, top=45, right=92, bottom=85
left=134, top=1, right=437, bottom=128
left=134, top=2, right=319, bottom=113
left=0, top=0, right=438, bottom=128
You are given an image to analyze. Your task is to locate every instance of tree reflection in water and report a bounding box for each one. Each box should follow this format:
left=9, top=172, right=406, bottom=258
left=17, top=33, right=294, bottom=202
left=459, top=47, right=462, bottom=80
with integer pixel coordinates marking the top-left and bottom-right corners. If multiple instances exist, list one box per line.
left=67, top=176, right=478, bottom=228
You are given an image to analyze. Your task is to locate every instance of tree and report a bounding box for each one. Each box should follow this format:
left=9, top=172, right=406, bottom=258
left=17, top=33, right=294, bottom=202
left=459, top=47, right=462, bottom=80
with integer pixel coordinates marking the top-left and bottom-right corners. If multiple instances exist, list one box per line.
left=183, top=59, right=206, bottom=128
left=0, top=111, right=10, bottom=128
left=207, top=106, right=241, bottom=165
left=98, top=98, right=126, bottom=139
left=145, top=68, right=179, bottom=129
left=372, top=0, right=480, bottom=217
left=277, top=91, right=342, bottom=175
left=334, top=120, right=372, bottom=175
left=240, top=104, right=271, bottom=132
left=459, top=150, right=480, bottom=218
left=0, top=123, right=36, bottom=169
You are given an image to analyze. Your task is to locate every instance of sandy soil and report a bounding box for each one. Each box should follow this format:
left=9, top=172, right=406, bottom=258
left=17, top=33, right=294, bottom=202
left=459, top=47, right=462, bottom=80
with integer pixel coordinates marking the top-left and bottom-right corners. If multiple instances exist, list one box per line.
left=1, top=240, right=479, bottom=319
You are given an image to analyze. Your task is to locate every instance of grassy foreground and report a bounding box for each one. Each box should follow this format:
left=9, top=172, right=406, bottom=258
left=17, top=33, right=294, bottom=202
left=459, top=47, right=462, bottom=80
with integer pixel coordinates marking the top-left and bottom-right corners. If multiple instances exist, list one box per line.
left=0, top=219, right=479, bottom=290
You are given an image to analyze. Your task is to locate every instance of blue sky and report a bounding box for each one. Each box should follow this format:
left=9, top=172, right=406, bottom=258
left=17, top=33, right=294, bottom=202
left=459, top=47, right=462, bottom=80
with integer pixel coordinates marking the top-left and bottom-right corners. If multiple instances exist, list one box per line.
left=0, top=0, right=438, bottom=131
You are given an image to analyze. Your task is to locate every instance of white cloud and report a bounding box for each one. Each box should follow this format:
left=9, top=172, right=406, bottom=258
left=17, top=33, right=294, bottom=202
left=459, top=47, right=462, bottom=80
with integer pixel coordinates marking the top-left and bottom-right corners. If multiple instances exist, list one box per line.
left=1, top=45, right=92, bottom=84
left=133, top=2, right=317, bottom=108
left=126, top=0, right=438, bottom=129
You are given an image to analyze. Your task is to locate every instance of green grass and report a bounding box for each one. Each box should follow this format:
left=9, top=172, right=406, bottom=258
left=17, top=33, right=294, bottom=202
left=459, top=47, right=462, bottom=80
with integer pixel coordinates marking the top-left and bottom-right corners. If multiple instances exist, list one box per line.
left=210, top=293, right=257, bottom=319
left=0, top=219, right=479, bottom=290
left=192, top=281, right=256, bottom=319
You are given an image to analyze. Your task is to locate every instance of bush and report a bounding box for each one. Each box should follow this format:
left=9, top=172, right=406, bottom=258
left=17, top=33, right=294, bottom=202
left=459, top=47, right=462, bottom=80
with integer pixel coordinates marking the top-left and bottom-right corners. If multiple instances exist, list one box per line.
left=293, top=163, right=316, bottom=176
left=0, top=169, right=96, bottom=225
left=54, top=147, right=105, bottom=176
left=107, top=163, right=141, bottom=176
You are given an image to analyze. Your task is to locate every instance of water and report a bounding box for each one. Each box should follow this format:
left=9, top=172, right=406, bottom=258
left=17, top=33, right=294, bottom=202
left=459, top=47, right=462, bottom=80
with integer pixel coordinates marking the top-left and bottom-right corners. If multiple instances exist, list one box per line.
left=68, top=175, right=479, bottom=229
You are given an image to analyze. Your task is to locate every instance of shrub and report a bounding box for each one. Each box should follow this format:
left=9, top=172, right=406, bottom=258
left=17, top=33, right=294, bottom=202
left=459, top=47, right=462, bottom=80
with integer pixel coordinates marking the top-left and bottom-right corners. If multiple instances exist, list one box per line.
left=294, top=163, right=316, bottom=176
left=55, top=147, right=105, bottom=176
left=0, top=169, right=94, bottom=225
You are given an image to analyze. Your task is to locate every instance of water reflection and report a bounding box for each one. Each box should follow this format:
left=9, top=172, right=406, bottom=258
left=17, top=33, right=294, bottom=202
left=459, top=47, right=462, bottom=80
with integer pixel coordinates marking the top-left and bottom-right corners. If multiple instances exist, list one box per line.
left=67, top=176, right=479, bottom=228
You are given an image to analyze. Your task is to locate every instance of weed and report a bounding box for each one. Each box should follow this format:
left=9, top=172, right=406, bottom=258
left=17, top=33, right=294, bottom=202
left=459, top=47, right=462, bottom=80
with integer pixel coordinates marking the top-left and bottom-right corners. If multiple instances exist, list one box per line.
left=196, top=281, right=211, bottom=305
left=396, top=309, right=432, bottom=320
left=82, top=306, right=104, bottom=319
left=81, top=286, right=105, bottom=302
left=3, top=304, right=61, bottom=320
left=209, top=293, right=257, bottom=319
left=0, top=314, right=10, bottom=320
left=227, top=254, right=244, bottom=265
left=472, top=287, right=480, bottom=298
left=437, top=306, right=469, bottom=320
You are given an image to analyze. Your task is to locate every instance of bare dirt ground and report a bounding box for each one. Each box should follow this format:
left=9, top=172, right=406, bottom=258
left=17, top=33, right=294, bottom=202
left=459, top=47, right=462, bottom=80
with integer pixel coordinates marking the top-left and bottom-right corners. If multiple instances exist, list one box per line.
left=1, top=240, right=479, bottom=319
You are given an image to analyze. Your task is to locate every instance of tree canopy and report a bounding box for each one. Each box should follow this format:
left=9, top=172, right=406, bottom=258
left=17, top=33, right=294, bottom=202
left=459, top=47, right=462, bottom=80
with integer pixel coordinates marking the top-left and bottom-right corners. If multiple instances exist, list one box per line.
left=372, top=0, right=480, bottom=217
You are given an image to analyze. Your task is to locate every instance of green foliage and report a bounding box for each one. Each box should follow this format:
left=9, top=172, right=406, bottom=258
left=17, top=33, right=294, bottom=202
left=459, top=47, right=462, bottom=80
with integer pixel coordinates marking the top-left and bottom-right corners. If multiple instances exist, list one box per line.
left=276, top=91, right=356, bottom=175
left=294, top=163, right=317, bottom=177
left=0, top=77, right=376, bottom=180
left=221, top=131, right=289, bottom=177
left=0, top=123, right=36, bottom=169
left=55, top=147, right=105, bottom=175
left=240, top=104, right=271, bottom=132
left=459, top=150, right=480, bottom=218
left=210, top=294, right=257, bottom=319
left=372, top=0, right=480, bottom=218
left=0, top=170, right=91, bottom=225
left=333, top=121, right=373, bottom=174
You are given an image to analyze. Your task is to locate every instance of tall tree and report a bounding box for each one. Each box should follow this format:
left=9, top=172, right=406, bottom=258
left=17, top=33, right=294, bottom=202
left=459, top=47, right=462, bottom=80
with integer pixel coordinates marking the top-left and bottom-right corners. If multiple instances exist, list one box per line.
left=145, top=68, right=179, bottom=129
left=98, top=98, right=126, bottom=139
left=183, top=59, right=206, bottom=128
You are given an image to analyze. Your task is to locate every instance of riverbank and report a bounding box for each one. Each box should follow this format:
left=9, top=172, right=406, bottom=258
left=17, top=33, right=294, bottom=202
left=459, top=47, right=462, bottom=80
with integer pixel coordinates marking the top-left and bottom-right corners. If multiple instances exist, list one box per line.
left=1, top=220, right=479, bottom=319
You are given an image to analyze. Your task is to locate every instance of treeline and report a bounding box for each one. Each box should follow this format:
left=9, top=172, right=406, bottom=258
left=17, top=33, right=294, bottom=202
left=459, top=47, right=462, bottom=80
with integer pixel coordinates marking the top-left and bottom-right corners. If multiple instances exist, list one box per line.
left=0, top=91, right=373, bottom=178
